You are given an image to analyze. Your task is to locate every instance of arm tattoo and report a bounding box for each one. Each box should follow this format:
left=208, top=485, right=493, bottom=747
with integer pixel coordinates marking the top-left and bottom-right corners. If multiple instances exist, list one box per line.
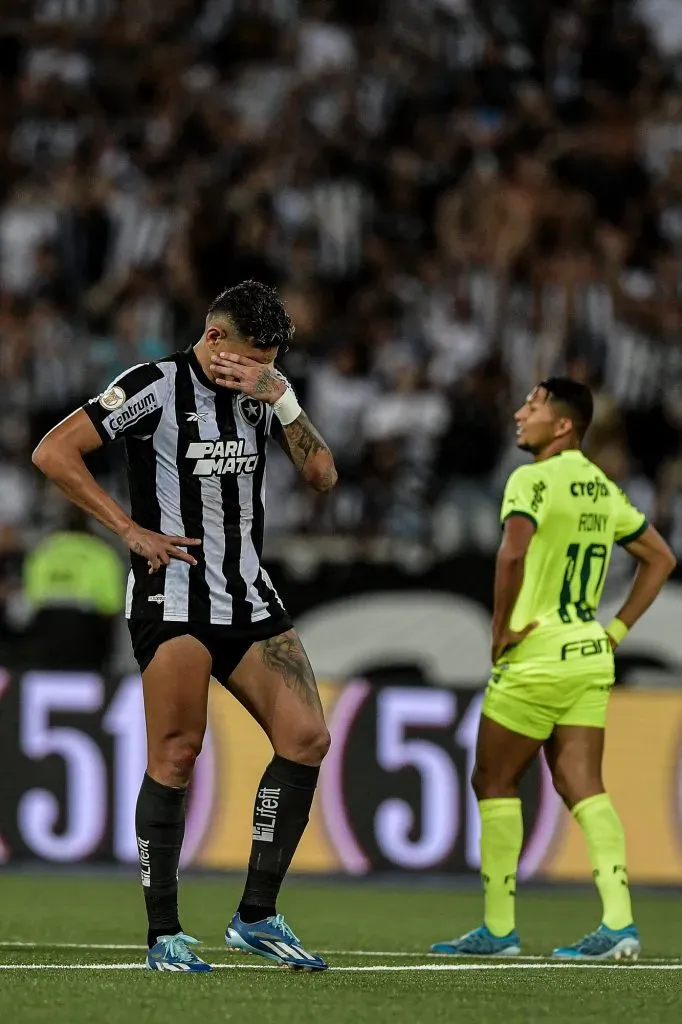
left=278, top=412, right=329, bottom=472
left=258, top=632, right=322, bottom=710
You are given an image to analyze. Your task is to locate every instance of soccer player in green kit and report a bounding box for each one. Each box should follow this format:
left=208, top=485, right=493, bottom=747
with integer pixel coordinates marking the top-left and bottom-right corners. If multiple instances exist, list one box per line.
left=432, top=378, right=676, bottom=960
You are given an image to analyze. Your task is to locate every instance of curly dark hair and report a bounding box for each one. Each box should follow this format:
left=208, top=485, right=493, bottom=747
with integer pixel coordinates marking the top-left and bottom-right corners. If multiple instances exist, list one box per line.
left=206, top=280, right=294, bottom=350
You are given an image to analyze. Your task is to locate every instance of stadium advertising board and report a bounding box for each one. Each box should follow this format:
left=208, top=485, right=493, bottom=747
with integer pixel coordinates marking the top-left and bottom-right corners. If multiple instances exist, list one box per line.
left=0, top=669, right=681, bottom=881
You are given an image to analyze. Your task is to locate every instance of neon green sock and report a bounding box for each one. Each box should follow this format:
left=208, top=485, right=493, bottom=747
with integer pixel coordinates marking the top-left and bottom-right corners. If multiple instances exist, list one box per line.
left=572, top=793, right=633, bottom=931
left=479, top=797, right=523, bottom=938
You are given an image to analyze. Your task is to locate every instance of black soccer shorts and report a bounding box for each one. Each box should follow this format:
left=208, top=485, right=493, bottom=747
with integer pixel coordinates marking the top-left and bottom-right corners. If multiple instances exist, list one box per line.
left=128, top=613, right=293, bottom=685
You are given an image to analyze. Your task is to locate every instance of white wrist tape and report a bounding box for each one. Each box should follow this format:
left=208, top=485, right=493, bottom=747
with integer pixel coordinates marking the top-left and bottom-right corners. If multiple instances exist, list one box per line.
left=273, top=388, right=302, bottom=426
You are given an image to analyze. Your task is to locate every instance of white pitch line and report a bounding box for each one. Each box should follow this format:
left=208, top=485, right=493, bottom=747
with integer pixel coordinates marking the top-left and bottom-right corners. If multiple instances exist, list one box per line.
left=0, top=964, right=145, bottom=971
left=0, top=942, right=679, bottom=964
left=0, top=963, right=681, bottom=973
left=317, top=964, right=682, bottom=973
left=0, top=942, right=142, bottom=951
left=322, top=950, right=682, bottom=964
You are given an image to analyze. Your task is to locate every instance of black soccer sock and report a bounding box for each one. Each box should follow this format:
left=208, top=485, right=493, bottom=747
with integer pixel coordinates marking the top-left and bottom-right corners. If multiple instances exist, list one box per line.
left=238, top=755, right=320, bottom=924
left=135, top=772, right=187, bottom=947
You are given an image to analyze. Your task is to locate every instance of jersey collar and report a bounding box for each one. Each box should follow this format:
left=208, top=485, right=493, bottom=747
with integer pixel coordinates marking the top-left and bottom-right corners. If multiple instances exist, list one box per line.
left=185, top=345, right=218, bottom=393
left=548, top=448, right=582, bottom=460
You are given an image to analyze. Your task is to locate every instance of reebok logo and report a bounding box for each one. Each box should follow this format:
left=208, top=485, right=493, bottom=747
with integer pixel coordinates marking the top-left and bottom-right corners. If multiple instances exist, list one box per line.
left=147, top=594, right=165, bottom=604
left=252, top=786, right=280, bottom=843
left=185, top=438, right=258, bottom=477
left=137, top=836, right=151, bottom=887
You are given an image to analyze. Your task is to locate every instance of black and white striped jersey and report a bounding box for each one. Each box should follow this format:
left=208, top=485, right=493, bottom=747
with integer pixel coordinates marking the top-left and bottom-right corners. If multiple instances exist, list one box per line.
left=83, top=347, right=285, bottom=629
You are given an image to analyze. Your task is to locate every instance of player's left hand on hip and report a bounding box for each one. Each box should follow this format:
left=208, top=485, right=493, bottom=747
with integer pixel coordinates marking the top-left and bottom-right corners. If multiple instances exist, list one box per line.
left=491, top=620, right=539, bottom=663
left=211, top=352, right=286, bottom=405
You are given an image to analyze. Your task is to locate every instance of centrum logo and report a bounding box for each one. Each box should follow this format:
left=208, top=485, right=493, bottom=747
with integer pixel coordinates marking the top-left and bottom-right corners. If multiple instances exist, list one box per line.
left=570, top=478, right=609, bottom=502
left=108, top=392, right=158, bottom=433
left=185, top=438, right=258, bottom=476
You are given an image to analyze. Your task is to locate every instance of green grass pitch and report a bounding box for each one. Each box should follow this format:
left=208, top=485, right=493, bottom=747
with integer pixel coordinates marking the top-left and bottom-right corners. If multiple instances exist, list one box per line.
left=0, top=876, right=679, bottom=1024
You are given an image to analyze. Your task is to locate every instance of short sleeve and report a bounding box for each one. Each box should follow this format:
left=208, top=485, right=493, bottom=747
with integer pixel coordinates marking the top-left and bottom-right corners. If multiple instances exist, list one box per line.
left=613, top=487, right=648, bottom=546
left=500, top=465, right=548, bottom=529
left=83, top=363, right=166, bottom=443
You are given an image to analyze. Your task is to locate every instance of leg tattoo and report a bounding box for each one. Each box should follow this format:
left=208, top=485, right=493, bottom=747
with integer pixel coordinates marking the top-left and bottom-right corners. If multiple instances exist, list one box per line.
left=258, top=633, right=321, bottom=710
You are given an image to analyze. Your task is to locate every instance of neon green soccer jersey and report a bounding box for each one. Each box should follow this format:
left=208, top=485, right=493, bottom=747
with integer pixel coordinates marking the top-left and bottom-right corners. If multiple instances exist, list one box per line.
left=482, top=449, right=648, bottom=740
left=501, top=450, right=647, bottom=634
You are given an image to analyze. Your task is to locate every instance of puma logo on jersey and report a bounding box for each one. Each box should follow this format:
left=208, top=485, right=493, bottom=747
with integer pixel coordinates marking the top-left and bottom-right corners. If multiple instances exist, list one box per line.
left=185, top=438, right=258, bottom=476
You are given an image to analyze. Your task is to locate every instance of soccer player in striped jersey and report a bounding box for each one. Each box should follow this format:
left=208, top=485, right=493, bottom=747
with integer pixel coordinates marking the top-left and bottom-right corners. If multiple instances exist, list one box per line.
left=32, top=280, right=337, bottom=973
left=431, top=378, right=676, bottom=961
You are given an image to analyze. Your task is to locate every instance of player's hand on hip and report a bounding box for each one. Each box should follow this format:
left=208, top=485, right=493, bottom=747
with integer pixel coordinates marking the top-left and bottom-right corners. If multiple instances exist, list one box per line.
left=211, top=352, right=286, bottom=405
left=491, top=621, right=539, bottom=664
left=122, top=524, right=201, bottom=574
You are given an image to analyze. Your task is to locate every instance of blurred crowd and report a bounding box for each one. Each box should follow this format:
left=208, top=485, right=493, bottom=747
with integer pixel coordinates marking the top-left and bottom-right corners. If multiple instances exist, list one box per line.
left=1, top=0, right=682, bottom=643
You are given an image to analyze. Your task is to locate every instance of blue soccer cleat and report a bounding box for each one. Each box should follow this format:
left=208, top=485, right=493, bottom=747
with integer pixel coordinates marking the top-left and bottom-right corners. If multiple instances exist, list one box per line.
left=146, top=933, right=213, bottom=972
left=225, top=912, right=328, bottom=971
left=552, top=923, right=641, bottom=961
left=431, top=924, right=522, bottom=957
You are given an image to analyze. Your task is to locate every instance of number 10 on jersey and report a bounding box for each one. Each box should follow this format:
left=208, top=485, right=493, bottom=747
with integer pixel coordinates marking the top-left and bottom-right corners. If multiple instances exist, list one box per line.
left=558, top=543, right=608, bottom=623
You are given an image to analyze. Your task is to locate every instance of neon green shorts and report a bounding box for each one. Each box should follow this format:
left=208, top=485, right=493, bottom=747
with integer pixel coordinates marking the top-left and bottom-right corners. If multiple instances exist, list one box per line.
left=482, top=626, right=615, bottom=741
